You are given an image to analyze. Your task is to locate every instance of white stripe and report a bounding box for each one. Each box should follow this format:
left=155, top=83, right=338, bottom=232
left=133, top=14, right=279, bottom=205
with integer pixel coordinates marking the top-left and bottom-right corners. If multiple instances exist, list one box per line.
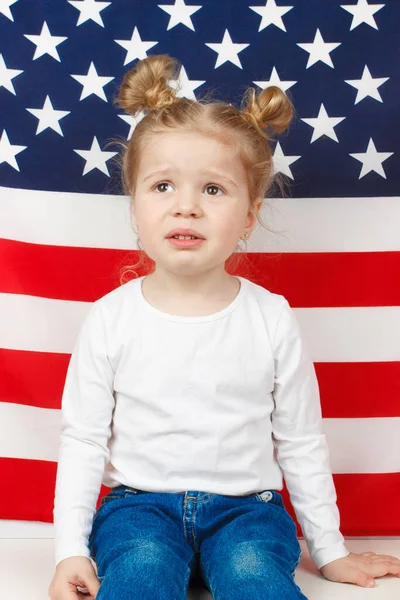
left=0, top=403, right=61, bottom=461
left=0, top=186, right=135, bottom=249
left=1, top=186, right=399, bottom=252
left=0, top=403, right=399, bottom=473
left=1, top=292, right=399, bottom=361
left=0, top=293, right=92, bottom=354
left=322, top=418, right=400, bottom=474
left=295, top=305, right=400, bottom=362
left=257, top=195, right=400, bottom=252
left=0, top=520, right=54, bottom=538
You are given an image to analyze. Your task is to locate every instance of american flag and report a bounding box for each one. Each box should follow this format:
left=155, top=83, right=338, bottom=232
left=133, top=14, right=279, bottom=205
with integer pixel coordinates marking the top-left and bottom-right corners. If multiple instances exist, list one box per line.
left=0, top=0, right=399, bottom=541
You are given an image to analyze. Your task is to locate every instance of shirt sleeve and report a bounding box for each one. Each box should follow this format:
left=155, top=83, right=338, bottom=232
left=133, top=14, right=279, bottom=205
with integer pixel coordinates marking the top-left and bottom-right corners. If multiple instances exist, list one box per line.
left=53, top=302, right=115, bottom=567
left=271, top=298, right=351, bottom=570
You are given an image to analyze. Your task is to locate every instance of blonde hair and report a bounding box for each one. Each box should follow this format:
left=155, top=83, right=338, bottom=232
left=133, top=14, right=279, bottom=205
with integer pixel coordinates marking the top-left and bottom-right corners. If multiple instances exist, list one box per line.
left=107, top=54, right=295, bottom=285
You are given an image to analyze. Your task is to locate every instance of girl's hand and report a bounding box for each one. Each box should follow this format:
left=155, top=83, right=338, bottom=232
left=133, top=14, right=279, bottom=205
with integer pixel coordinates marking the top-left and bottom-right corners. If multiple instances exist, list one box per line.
left=320, top=551, right=400, bottom=588
left=48, top=556, right=101, bottom=600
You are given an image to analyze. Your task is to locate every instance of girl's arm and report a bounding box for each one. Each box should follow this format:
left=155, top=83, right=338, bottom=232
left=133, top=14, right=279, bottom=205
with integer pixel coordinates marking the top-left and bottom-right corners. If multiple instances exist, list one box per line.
left=53, top=301, right=116, bottom=568
left=270, top=298, right=350, bottom=571
left=271, top=298, right=400, bottom=587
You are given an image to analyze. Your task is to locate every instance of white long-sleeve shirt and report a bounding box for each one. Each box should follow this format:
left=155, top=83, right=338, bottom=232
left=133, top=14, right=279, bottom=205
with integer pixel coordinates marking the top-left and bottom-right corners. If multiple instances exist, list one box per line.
left=53, top=274, right=350, bottom=570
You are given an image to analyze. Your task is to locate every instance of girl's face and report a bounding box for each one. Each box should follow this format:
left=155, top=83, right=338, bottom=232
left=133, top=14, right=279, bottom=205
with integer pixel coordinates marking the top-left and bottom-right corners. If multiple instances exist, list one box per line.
left=133, top=130, right=261, bottom=277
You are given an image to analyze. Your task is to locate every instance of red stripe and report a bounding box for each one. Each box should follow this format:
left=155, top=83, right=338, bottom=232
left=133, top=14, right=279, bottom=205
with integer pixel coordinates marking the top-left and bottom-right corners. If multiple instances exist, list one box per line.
left=0, top=238, right=131, bottom=302
left=0, top=458, right=110, bottom=521
left=315, top=361, right=400, bottom=418
left=1, top=238, right=400, bottom=306
left=0, top=458, right=399, bottom=536
left=0, top=349, right=70, bottom=410
left=1, top=348, right=399, bottom=418
left=249, top=250, right=400, bottom=307
left=282, top=472, right=400, bottom=537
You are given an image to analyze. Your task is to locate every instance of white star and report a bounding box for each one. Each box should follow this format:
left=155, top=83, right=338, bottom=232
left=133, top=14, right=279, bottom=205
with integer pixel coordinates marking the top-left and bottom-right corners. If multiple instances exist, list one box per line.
left=0, top=129, right=27, bottom=171
left=250, top=0, right=293, bottom=32
left=118, top=109, right=150, bottom=141
left=115, top=26, right=158, bottom=66
left=74, top=136, right=118, bottom=176
left=0, top=0, right=19, bottom=21
left=158, top=0, right=202, bottom=31
left=118, top=113, right=138, bottom=141
left=341, top=0, right=385, bottom=31
left=206, top=29, right=249, bottom=69
left=301, top=104, right=345, bottom=143
left=0, top=54, right=23, bottom=94
left=350, top=138, right=393, bottom=179
left=272, top=142, right=301, bottom=180
left=26, top=95, right=70, bottom=135
left=168, top=64, right=205, bottom=99
left=24, top=21, right=68, bottom=62
left=345, top=65, right=389, bottom=104
left=71, top=62, right=114, bottom=101
left=68, top=0, right=111, bottom=27
left=297, top=28, right=341, bottom=69
left=253, top=66, right=297, bottom=93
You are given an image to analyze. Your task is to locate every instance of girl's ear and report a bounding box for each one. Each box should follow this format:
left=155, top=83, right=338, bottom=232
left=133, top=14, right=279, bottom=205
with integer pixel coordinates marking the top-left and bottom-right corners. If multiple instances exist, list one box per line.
left=254, top=197, right=263, bottom=213
left=247, top=198, right=263, bottom=227
left=246, top=198, right=262, bottom=229
left=249, top=197, right=263, bottom=219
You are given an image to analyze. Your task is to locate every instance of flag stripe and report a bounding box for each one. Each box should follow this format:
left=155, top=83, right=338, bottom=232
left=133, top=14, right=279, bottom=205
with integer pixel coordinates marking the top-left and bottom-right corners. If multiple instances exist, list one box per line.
left=316, top=361, right=400, bottom=419
left=0, top=403, right=60, bottom=461
left=1, top=347, right=399, bottom=418
left=1, top=237, right=400, bottom=307
left=1, top=292, right=399, bottom=361
left=1, top=288, right=399, bottom=451
left=286, top=473, right=400, bottom=538
left=0, top=456, right=398, bottom=537
left=0, top=401, right=399, bottom=474
left=1, top=187, right=400, bottom=253
left=0, top=349, right=69, bottom=410
left=0, top=519, right=54, bottom=538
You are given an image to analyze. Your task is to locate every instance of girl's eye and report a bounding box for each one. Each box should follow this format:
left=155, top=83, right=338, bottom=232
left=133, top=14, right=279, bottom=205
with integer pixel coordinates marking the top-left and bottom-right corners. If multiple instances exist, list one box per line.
left=205, top=184, right=223, bottom=196
left=154, top=182, right=224, bottom=195
left=155, top=182, right=173, bottom=193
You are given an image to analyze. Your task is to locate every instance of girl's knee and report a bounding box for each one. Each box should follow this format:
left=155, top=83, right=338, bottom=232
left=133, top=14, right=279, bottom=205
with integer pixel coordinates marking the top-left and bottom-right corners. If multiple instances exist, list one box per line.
left=225, top=540, right=299, bottom=581
left=97, top=539, right=191, bottom=600
left=109, top=538, right=172, bottom=573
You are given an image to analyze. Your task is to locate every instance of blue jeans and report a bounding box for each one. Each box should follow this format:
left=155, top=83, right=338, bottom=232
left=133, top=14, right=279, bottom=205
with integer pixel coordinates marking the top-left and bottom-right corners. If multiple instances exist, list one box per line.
left=88, top=485, right=307, bottom=599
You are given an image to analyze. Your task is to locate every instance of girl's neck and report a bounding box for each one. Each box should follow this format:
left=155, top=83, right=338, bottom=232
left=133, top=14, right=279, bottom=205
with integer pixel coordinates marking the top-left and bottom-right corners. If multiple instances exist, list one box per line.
left=141, top=272, right=241, bottom=317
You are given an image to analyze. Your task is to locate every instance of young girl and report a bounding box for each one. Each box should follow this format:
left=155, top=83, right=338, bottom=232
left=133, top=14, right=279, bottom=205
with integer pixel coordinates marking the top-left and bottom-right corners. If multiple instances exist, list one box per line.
left=48, top=54, right=400, bottom=600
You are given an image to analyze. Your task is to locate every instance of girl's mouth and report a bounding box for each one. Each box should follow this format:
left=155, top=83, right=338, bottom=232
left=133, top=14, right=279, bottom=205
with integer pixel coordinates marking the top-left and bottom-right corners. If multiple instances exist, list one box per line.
left=167, top=237, right=205, bottom=248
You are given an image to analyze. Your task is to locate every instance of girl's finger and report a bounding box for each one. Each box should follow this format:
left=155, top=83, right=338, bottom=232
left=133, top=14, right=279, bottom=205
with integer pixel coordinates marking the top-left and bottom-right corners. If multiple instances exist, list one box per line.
left=364, top=561, right=400, bottom=577
left=349, top=567, right=375, bottom=588
left=368, top=554, right=400, bottom=564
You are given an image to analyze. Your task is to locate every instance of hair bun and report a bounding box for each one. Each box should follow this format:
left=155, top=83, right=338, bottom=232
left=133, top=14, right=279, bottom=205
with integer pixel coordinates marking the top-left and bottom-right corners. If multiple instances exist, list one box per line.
left=117, top=54, right=182, bottom=115
left=241, top=85, right=294, bottom=138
